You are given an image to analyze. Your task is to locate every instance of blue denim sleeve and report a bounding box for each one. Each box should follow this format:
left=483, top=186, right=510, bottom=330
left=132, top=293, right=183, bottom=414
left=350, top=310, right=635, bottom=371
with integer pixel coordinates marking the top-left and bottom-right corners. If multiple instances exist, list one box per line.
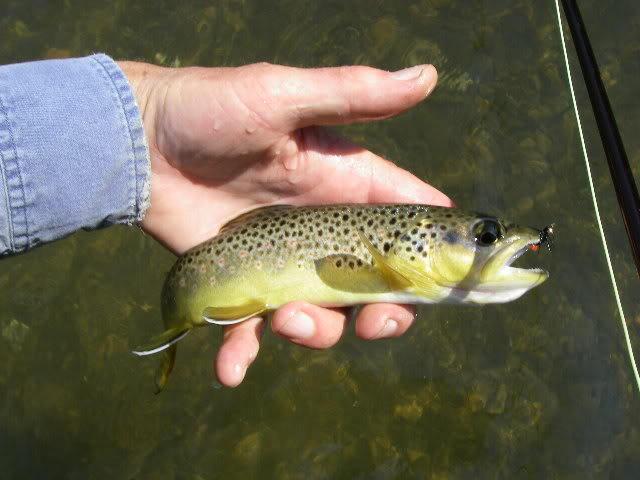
left=0, top=54, right=150, bottom=256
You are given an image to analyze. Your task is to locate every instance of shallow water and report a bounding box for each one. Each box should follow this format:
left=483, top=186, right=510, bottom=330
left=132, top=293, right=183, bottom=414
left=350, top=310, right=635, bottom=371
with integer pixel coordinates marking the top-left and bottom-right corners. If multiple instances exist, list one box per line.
left=1, top=0, right=639, bottom=478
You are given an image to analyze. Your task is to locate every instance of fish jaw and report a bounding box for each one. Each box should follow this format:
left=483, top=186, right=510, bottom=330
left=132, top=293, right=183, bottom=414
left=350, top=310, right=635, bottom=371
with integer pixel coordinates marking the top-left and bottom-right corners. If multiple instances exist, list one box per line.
left=470, top=227, right=548, bottom=303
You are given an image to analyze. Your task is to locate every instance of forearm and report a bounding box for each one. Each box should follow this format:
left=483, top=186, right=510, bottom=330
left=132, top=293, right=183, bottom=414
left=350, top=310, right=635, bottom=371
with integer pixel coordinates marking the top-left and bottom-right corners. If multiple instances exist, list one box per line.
left=0, top=54, right=150, bottom=256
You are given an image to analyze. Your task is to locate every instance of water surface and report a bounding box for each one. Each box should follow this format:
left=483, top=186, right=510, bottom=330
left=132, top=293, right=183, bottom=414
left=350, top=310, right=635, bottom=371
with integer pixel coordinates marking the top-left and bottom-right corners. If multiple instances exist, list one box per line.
left=1, top=0, right=639, bottom=478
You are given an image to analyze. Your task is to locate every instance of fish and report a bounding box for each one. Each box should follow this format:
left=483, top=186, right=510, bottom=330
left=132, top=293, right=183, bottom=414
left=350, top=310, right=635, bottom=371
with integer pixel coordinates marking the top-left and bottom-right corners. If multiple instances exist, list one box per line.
left=133, top=204, right=552, bottom=391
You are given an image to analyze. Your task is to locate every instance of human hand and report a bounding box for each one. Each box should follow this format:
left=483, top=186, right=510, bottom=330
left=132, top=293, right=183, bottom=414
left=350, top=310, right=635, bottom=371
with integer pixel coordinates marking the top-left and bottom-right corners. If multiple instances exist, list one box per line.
left=118, top=60, right=453, bottom=387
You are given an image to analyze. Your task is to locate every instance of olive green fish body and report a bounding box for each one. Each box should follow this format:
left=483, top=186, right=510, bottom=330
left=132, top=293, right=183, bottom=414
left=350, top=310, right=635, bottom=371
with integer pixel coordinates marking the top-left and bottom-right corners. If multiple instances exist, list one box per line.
left=135, top=204, right=550, bottom=391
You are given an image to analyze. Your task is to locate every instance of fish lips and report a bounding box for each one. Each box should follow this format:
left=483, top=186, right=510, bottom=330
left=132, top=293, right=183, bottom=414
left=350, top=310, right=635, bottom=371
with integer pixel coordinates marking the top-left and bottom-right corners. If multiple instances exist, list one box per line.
left=477, top=229, right=549, bottom=292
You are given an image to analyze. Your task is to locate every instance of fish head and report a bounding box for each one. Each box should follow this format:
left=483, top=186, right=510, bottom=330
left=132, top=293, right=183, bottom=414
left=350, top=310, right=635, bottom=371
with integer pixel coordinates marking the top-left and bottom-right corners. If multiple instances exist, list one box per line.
left=405, top=210, right=549, bottom=303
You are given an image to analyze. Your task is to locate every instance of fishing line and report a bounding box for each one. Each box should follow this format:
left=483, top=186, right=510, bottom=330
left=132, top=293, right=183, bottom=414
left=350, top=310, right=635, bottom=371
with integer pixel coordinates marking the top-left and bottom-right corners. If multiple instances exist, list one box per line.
left=554, top=0, right=640, bottom=393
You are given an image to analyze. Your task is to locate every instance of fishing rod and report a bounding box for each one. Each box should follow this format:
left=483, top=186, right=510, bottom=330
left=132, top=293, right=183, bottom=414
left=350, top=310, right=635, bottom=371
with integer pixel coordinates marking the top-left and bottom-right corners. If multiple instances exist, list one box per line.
left=559, top=0, right=640, bottom=278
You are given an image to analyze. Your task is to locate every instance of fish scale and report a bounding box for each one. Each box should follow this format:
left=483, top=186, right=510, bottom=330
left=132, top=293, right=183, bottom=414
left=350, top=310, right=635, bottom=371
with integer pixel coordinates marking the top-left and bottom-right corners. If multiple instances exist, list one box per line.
left=135, top=204, right=550, bottom=392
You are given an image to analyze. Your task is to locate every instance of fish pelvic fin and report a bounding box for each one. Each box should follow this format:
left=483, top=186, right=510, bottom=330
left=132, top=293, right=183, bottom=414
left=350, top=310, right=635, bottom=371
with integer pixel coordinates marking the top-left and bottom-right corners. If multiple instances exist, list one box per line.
left=132, top=327, right=191, bottom=356
left=202, top=299, right=266, bottom=326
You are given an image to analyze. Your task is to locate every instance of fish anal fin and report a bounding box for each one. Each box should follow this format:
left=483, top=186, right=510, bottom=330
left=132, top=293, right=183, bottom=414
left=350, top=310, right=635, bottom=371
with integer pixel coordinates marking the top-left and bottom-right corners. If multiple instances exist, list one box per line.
left=357, top=232, right=414, bottom=291
left=314, top=255, right=389, bottom=293
left=132, top=327, right=191, bottom=356
left=202, top=299, right=266, bottom=325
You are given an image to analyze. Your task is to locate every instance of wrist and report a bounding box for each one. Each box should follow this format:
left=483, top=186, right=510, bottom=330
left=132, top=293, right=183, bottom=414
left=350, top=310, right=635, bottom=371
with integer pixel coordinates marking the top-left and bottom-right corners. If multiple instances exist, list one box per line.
left=116, top=60, right=166, bottom=131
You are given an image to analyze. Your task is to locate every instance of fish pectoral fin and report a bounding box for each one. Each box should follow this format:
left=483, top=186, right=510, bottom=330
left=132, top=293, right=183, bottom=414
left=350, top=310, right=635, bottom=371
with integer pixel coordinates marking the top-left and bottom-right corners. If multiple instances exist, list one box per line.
left=357, top=232, right=414, bottom=291
left=314, top=255, right=389, bottom=293
left=357, top=231, right=443, bottom=298
left=202, top=299, right=266, bottom=326
left=132, top=327, right=191, bottom=356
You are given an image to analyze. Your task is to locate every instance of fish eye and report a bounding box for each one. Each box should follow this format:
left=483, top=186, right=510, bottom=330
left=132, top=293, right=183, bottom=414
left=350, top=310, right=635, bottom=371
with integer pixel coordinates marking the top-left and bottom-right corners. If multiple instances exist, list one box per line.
left=473, top=220, right=504, bottom=247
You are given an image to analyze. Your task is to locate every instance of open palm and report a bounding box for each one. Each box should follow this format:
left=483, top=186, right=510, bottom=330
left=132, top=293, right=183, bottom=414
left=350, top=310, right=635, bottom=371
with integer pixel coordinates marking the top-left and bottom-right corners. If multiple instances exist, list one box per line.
left=120, top=60, right=452, bottom=387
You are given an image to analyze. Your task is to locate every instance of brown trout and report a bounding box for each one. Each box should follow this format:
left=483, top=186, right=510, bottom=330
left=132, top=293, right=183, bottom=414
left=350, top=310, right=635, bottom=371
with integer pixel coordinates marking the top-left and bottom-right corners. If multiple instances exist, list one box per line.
left=134, top=204, right=551, bottom=391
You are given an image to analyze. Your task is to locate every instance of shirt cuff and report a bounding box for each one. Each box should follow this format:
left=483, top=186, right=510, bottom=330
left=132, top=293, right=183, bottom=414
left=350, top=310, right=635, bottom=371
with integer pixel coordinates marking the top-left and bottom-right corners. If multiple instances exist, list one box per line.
left=0, top=53, right=150, bottom=256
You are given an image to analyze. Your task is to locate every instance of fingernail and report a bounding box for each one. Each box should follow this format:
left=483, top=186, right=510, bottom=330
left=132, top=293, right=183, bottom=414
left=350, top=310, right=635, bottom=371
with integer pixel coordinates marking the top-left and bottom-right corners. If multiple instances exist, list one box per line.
left=376, top=319, right=399, bottom=339
left=389, top=65, right=425, bottom=81
left=280, top=311, right=316, bottom=340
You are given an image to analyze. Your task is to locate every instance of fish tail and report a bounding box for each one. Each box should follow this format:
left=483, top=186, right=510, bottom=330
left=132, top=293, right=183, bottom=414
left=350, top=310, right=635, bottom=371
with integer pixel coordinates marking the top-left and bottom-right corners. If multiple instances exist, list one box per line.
left=132, top=326, right=191, bottom=393
left=154, top=344, right=177, bottom=394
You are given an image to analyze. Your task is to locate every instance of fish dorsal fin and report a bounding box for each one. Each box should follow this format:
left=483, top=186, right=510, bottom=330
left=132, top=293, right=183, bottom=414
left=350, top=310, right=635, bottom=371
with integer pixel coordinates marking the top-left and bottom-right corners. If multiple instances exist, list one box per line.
left=219, top=205, right=294, bottom=234
left=202, top=299, right=266, bottom=325
left=314, top=254, right=389, bottom=293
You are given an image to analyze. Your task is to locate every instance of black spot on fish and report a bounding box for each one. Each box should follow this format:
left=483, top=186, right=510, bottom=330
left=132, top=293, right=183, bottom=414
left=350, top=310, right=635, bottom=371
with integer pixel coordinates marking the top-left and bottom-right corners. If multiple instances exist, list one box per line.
left=383, top=242, right=391, bottom=252
left=336, top=259, right=342, bottom=267
left=389, top=218, right=397, bottom=225
left=367, top=219, right=374, bottom=227
left=348, top=261, right=355, bottom=269
left=443, top=231, right=459, bottom=244
left=440, top=225, right=447, bottom=231
left=431, top=232, right=437, bottom=238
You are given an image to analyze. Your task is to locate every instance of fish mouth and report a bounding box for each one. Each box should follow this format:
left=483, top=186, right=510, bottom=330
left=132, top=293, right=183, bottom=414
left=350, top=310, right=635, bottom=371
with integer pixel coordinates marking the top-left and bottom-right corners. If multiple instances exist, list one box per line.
left=478, top=229, right=549, bottom=292
left=499, top=241, right=547, bottom=277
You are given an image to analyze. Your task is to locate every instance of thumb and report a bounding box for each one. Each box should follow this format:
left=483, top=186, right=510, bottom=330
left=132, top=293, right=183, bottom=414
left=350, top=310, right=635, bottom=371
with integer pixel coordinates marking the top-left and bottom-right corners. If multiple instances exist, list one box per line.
left=242, top=63, right=438, bottom=130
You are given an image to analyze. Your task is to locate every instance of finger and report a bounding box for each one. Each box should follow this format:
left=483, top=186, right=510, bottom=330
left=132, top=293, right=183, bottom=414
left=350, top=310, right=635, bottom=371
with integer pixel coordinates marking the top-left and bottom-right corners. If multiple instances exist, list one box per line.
left=247, top=63, right=438, bottom=129
left=285, top=128, right=454, bottom=207
left=355, top=304, right=416, bottom=340
left=271, top=301, right=348, bottom=349
left=215, top=317, right=264, bottom=387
